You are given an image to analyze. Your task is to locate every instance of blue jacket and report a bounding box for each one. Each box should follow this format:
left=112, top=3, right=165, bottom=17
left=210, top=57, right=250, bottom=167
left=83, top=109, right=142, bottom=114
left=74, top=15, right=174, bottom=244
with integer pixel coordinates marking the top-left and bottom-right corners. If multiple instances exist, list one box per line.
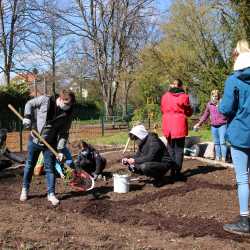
left=219, top=67, right=250, bottom=148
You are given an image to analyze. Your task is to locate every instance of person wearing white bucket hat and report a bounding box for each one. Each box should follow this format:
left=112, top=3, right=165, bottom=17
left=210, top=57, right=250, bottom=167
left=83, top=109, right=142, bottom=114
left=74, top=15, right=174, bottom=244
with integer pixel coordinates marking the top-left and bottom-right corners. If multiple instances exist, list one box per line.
left=122, top=124, right=176, bottom=187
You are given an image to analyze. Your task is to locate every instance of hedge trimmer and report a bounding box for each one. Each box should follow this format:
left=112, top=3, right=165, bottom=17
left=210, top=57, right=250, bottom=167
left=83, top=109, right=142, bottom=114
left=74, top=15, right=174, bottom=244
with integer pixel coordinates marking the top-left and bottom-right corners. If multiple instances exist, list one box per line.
left=8, top=104, right=94, bottom=192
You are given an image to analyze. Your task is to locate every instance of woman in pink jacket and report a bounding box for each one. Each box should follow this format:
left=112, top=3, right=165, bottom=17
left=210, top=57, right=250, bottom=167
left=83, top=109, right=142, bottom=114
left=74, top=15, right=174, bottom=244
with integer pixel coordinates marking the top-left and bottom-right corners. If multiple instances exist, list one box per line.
left=161, top=79, right=193, bottom=179
left=194, top=90, right=228, bottom=161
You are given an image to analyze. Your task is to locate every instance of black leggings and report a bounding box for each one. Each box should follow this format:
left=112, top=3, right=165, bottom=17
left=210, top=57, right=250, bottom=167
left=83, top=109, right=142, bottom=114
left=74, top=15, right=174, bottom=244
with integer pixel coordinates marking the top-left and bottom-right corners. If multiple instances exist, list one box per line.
left=79, top=157, right=106, bottom=175
left=167, top=137, right=185, bottom=173
left=135, top=161, right=173, bottom=180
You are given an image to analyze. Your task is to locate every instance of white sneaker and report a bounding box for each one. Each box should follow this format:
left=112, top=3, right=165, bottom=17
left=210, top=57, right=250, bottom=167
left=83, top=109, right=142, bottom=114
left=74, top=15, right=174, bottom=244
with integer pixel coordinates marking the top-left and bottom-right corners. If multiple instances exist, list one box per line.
left=20, top=188, right=28, bottom=201
left=47, top=193, right=60, bottom=206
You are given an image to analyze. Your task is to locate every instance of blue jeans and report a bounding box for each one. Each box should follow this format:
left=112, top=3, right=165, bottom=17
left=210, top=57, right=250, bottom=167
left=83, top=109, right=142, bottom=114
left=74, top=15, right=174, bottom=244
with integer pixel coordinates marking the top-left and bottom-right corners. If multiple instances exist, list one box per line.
left=211, top=124, right=227, bottom=160
left=231, top=146, right=250, bottom=216
left=23, top=138, right=56, bottom=194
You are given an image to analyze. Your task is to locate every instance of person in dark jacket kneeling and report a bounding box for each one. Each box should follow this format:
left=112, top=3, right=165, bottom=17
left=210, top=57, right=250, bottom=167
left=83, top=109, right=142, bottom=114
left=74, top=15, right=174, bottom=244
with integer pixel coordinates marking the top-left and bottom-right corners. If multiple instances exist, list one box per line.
left=75, top=140, right=106, bottom=180
left=122, top=124, right=176, bottom=187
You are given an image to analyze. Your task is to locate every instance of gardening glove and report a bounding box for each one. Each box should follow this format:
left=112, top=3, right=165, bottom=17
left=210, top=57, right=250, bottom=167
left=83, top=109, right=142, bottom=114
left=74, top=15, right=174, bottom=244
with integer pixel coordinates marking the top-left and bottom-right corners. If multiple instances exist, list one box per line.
left=56, top=153, right=65, bottom=163
left=122, top=158, right=129, bottom=166
left=127, top=158, right=135, bottom=165
left=22, top=118, right=31, bottom=129
left=193, top=123, right=200, bottom=131
left=128, top=164, right=136, bottom=173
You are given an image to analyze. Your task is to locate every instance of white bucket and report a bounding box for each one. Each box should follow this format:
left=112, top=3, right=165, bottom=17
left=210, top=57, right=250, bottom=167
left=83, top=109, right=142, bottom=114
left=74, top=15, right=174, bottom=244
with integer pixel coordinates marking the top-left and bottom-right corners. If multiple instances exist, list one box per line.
left=113, top=173, right=130, bottom=193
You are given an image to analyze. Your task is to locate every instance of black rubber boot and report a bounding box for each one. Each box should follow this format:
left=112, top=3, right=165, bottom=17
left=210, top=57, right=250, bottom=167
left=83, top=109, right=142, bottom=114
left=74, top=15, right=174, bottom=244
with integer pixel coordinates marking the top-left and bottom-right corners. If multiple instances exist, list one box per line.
left=152, top=178, right=165, bottom=188
left=223, top=216, right=250, bottom=235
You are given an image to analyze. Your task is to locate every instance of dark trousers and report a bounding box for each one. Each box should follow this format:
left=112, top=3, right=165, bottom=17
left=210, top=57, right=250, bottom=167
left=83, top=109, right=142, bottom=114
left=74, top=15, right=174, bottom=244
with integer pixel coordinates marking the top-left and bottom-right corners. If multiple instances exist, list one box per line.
left=135, top=161, right=172, bottom=180
left=167, top=137, right=185, bottom=173
left=79, top=157, right=106, bottom=175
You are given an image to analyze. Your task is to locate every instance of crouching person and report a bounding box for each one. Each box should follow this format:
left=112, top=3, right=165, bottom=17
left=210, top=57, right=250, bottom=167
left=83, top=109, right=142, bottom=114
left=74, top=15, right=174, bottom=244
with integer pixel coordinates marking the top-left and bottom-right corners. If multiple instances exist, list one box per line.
left=75, top=140, right=106, bottom=180
left=122, top=124, right=176, bottom=187
left=20, top=89, right=75, bottom=206
left=0, top=129, right=25, bottom=170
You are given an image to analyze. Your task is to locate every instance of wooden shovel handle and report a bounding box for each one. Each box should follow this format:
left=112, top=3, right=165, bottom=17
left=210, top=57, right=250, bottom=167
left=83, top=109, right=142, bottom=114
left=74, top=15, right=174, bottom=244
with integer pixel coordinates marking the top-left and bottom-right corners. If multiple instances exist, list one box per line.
left=123, top=138, right=130, bottom=154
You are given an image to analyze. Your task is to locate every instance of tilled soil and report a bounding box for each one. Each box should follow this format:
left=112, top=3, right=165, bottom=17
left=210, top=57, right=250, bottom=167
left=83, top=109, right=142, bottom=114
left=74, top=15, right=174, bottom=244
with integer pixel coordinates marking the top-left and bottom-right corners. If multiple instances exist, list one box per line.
left=0, top=151, right=250, bottom=249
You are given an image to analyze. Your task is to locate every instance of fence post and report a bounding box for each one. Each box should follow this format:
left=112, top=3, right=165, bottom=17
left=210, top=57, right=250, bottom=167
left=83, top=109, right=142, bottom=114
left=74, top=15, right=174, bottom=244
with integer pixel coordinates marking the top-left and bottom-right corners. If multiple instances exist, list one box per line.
left=19, top=107, right=23, bottom=152
left=101, top=116, right=104, bottom=136
left=112, top=116, right=115, bottom=129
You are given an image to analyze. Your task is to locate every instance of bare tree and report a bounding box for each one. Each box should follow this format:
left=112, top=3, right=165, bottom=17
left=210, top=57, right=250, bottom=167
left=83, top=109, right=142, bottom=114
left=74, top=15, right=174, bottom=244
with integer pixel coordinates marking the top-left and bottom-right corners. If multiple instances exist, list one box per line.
left=57, top=40, right=94, bottom=100
left=62, top=0, right=154, bottom=116
left=25, top=0, right=70, bottom=94
left=0, top=0, right=30, bottom=85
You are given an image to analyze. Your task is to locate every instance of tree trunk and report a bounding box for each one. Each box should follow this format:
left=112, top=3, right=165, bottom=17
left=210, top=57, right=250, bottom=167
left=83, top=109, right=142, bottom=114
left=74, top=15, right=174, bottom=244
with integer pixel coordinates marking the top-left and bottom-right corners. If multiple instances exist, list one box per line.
left=4, top=69, right=10, bottom=85
left=122, top=87, right=129, bottom=117
left=52, top=29, right=56, bottom=95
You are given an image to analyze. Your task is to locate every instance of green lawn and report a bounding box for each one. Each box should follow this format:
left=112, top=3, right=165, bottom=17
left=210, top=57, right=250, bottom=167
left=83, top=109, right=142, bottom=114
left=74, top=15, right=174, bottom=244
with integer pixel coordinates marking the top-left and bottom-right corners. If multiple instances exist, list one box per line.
left=189, top=128, right=212, bottom=141
left=87, top=128, right=212, bottom=145
left=88, top=132, right=129, bottom=145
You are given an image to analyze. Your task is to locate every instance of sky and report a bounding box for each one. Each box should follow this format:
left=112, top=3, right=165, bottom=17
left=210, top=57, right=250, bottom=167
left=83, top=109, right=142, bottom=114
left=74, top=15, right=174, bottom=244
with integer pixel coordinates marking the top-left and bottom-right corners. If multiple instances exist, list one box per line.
left=156, top=0, right=172, bottom=12
left=0, top=0, right=173, bottom=84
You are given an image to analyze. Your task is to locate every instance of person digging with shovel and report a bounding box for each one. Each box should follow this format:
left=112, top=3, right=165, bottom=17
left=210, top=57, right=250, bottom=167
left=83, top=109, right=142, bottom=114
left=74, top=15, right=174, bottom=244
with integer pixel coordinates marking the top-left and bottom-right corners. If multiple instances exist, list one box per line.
left=19, top=89, right=75, bottom=206
left=121, top=124, right=176, bottom=187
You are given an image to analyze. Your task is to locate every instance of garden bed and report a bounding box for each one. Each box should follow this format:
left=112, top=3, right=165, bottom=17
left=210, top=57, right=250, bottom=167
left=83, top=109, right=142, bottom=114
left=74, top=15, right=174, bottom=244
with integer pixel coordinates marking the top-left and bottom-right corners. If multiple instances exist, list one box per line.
left=0, top=151, right=249, bottom=249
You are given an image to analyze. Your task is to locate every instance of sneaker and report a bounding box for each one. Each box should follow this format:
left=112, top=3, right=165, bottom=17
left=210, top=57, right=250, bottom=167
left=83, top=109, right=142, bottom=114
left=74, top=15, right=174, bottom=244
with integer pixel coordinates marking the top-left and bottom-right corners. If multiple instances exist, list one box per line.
left=223, top=216, right=250, bottom=235
left=20, top=188, right=28, bottom=201
left=92, top=173, right=104, bottom=181
left=47, top=193, right=60, bottom=206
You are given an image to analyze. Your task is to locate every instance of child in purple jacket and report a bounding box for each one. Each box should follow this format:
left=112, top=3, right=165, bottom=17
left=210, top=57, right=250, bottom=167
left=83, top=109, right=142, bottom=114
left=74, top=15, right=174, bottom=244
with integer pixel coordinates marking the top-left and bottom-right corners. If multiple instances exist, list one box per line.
left=194, top=90, right=228, bottom=161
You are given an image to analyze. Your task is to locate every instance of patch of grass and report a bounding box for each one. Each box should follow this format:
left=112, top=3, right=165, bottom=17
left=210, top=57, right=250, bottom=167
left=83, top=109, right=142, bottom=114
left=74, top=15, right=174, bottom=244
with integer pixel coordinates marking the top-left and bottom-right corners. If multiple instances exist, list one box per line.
left=189, top=128, right=211, bottom=141
left=85, top=128, right=212, bottom=146
left=88, top=132, right=129, bottom=145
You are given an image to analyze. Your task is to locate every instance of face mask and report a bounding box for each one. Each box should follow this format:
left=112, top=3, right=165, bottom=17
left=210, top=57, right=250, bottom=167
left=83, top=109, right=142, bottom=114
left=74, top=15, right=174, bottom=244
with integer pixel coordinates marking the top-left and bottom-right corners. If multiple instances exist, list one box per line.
left=56, top=98, right=71, bottom=111
left=60, top=103, right=70, bottom=111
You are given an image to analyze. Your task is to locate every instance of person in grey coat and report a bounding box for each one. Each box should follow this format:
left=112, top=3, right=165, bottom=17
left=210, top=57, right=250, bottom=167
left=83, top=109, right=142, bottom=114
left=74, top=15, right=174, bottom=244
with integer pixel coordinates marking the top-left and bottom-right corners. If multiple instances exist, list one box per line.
left=20, top=89, right=75, bottom=206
